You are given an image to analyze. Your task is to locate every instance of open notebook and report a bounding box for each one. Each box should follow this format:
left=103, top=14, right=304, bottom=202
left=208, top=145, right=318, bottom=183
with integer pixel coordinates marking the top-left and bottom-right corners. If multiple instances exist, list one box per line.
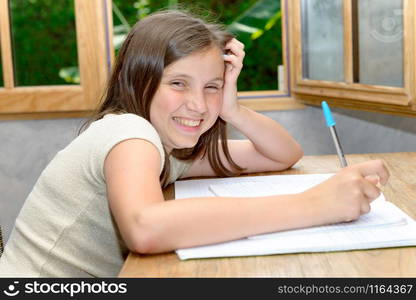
left=174, top=174, right=416, bottom=260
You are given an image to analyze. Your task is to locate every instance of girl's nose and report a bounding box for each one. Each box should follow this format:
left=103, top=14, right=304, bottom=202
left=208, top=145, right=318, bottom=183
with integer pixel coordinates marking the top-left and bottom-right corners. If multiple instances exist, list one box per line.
left=186, top=91, right=207, bottom=114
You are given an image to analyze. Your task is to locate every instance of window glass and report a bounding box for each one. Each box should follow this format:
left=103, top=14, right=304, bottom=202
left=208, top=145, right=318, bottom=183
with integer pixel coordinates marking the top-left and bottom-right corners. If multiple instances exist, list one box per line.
left=356, top=0, right=403, bottom=87
left=301, top=0, right=344, bottom=82
left=9, top=0, right=79, bottom=86
left=112, top=0, right=282, bottom=91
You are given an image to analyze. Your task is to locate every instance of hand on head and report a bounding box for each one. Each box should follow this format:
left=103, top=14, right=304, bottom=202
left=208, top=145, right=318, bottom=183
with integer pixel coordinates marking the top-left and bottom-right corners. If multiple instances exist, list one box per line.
left=219, top=38, right=245, bottom=122
left=223, top=38, right=245, bottom=83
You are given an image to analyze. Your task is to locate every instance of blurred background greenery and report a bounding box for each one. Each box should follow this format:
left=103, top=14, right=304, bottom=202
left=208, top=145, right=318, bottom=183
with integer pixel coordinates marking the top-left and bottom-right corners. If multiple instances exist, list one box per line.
left=8, top=0, right=78, bottom=87
left=3, top=0, right=282, bottom=91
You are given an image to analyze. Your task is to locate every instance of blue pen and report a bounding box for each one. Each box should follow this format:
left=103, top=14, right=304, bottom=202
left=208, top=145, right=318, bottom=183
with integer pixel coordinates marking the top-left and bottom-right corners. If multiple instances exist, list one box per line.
left=321, top=101, right=348, bottom=168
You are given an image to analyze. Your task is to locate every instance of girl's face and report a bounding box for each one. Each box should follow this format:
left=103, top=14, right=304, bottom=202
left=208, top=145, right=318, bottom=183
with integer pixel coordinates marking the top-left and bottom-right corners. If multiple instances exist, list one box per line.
left=150, top=46, right=225, bottom=153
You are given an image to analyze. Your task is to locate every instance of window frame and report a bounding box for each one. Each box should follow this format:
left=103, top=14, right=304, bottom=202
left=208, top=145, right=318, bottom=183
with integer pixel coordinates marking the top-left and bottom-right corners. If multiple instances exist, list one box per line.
left=237, top=0, right=304, bottom=111
left=0, top=0, right=303, bottom=120
left=0, top=0, right=114, bottom=119
left=289, top=0, right=416, bottom=116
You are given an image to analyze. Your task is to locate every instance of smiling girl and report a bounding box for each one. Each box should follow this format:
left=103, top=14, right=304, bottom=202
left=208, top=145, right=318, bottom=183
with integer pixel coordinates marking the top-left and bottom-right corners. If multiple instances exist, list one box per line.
left=0, top=9, right=389, bottom=278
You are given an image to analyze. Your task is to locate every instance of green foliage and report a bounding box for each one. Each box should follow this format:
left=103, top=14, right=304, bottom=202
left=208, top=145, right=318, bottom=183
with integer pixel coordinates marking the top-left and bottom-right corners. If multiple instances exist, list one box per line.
left=238, top=18, right=282, bottom=91
left=134, top=0, right=151, bottom=19
left=227, top=0, right=281, bottom=49
left=10, top=0, right=78, bottom=86
left=226, top=0, right=281, bottom=90
left=110, top=0, right=283, bottom=91
left=59, top=66, right=79, bottom=84
left=8, top=0, right=281, bottom=91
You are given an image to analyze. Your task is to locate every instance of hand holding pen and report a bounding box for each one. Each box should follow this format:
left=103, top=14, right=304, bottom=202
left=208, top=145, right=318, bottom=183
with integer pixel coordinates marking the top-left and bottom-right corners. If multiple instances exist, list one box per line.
left=302, top=159, right=389, bottom=224
left=295, top=101, right=390, bottom=225
left=321, top=101, right=388, bottom=190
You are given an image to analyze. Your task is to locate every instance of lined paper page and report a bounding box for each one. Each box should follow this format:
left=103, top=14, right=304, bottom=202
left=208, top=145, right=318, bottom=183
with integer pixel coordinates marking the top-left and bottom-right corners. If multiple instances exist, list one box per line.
left=208, top=174, right=334, bottom=197
left=174, top=173, right=416, bottom=260
left=175, top=173, right=335, bottom=199
left=248, top=201, right=406, bottom=240
left=176, top=216, right=416, bottom=260
left=208, top=181, right=405, bottom=239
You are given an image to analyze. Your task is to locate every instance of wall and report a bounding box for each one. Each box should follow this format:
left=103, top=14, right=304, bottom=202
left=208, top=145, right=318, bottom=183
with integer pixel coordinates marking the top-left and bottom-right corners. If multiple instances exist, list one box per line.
left=0, top=118, right=83, bottom=244
left=1, top=106, right=416, bottom=242
left=229, top=106, right=416, bottom=154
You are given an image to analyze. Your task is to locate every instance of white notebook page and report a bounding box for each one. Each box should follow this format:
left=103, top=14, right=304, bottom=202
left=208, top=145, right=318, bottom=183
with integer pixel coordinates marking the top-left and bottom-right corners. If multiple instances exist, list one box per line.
left=208, top=181, right=406, bottom=240
left=174, top=173, right=416, bottom=260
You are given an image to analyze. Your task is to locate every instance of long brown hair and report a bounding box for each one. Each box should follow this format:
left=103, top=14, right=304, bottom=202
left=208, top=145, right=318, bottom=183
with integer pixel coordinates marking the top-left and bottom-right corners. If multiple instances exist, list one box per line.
left=81, top=9, right=244, bottom=186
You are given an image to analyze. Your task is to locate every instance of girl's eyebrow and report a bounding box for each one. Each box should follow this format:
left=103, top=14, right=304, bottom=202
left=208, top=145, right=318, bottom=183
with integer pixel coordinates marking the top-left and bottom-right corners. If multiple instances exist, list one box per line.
left=164, top=73, right=192, bottom=79
left=164, top=73, right=224, bottom=82
left=209, top=77, right=224, bottom=82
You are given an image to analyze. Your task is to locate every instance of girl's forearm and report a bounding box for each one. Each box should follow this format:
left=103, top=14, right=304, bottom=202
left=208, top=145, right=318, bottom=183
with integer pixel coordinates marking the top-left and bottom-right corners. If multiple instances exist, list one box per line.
left=132, top=193, right=318, bottom=254
left=224, top=106, right=303, bottom=166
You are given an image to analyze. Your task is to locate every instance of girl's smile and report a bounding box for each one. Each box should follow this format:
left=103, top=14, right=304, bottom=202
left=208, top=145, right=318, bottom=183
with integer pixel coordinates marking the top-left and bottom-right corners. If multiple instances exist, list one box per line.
left=172, top=117, right=203, bottom=132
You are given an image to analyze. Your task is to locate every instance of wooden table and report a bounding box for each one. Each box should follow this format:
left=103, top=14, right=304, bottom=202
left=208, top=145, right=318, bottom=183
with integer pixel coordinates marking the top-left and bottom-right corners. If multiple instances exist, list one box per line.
left=119, top=152, right=416, bottom=277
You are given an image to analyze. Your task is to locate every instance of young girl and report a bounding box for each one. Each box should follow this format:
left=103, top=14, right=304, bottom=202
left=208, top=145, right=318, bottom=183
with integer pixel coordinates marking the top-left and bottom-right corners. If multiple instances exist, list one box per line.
left=0, top=9, right=389, bottom=278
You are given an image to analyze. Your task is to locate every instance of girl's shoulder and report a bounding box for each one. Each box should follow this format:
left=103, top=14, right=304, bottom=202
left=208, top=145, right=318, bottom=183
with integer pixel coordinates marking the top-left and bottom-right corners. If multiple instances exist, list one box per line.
left=88, top=112, right=161, bottom=146
left=93, top=113, right=151, bottom=129
left=84, top=113, right=160, bottom=141
left=74, top=113, right=165, bottom=170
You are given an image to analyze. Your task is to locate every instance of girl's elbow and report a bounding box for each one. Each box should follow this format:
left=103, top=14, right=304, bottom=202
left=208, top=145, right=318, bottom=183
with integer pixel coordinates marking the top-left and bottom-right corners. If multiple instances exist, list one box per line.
left=295, top=145, right=304, bottom=161
left=288, top=143, right=303, bottom=164
left=127, top=214, right=162, bottom=254
left=286, top=144, right=304, bottom=168
left=130, top=230, right=159, bottom=254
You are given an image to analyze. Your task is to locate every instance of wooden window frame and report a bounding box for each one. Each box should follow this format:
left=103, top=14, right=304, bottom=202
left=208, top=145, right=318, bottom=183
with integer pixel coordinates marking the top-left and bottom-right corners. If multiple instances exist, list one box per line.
left=289, top=0, right=416, bottom=116
left=0, top=0, right=114, bottom=120
left=0, top=0, right=303, bottom=120
left=237, top=0, right=304, bottom=112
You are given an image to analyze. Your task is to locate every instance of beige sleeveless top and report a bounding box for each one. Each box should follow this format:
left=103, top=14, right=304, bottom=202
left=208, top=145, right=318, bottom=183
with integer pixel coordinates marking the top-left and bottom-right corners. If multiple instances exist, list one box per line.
left=0, top=114, right=191, bottom=277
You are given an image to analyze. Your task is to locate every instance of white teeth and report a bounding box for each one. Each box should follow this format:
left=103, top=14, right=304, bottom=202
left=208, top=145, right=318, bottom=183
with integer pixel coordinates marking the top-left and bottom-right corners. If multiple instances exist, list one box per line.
left=173, top=117, right=201, bottom=127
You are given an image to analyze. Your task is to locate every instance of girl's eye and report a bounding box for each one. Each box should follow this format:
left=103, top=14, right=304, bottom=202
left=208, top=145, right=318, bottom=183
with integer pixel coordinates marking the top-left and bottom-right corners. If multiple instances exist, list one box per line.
left=205, top=85, right=221, bottom=93
left=171, top=81, right=185, bottom=88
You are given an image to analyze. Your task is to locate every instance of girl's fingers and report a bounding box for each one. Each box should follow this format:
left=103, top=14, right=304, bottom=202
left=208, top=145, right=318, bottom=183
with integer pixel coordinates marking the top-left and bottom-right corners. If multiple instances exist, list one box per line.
left=223, top=39, right=245, bottom=78
left=361, top=176, right=381, bottom=202
left=225, top=38, right=244, bottom=49
left=226, top=38, right=245, bottom=49
left=350, top=160, right=390, bottom=186
left=225, top=40, right=245, bottom=58
left=223, top=54, right=242, bottom=66
left=364, top=174, right=380, bottom=185
left=223, top=54, right=243, bottom=71
left=235, top=39, right=245, bottom=49
left=360, top=201, right=371, bottom=214
left=231, top=38, right=244, bottom=49
left=225, top=46, right=245, bottom=59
